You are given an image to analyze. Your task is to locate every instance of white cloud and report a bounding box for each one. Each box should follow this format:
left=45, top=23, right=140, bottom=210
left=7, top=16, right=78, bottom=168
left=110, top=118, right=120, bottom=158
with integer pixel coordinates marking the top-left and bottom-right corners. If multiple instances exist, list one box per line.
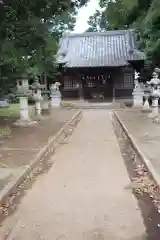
left=74, top=0, right=100, bottom=33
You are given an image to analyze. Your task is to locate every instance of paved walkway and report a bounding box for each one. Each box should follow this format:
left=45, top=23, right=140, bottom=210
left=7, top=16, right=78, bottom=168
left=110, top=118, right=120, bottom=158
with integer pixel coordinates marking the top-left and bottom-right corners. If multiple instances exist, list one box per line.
left=1, top=110, right=145, bottom=240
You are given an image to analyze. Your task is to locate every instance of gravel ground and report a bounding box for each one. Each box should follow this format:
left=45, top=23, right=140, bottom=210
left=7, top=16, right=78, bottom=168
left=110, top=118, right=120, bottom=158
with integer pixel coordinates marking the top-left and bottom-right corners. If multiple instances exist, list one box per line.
left=0, top=110, right=145, bottom=240
left=112, top=112, right=160, bottom=240
left=0, top=111, right=80, bottom=228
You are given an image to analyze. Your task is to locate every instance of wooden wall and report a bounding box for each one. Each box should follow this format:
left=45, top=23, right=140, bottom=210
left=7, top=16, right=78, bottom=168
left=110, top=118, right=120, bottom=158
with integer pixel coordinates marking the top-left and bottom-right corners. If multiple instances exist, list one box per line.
left=113, top=67, right=134, bottom=99
left=61, top=66, right=134, bottom=100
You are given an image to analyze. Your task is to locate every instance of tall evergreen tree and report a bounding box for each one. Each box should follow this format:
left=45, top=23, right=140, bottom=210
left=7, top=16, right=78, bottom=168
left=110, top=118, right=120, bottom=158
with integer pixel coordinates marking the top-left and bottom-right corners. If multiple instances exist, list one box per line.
left=87, top=0, right=160, bottom=69
left=0, top=0, right=88, bottom=84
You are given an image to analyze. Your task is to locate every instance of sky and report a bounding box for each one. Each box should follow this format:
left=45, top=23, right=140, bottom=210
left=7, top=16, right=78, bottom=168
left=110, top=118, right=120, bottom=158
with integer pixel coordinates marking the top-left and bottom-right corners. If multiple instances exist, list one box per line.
left=74, top=0, right=100, bottom=33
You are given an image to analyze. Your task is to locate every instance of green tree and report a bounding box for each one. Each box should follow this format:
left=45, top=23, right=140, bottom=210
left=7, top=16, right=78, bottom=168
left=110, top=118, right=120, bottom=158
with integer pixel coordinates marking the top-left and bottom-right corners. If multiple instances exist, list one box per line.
left=87, top=10, right=106, bottom=32
left=0, top=0, right=88, bottom=86
left=88, top=0, right=160, bottom=69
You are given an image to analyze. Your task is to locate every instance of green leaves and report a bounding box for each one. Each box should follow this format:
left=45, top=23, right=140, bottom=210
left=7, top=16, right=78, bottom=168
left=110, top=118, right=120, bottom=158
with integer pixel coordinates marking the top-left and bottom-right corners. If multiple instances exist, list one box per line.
left=0, top=0, right=88, bottom=82
left=88, top=0, right=160, bottom=68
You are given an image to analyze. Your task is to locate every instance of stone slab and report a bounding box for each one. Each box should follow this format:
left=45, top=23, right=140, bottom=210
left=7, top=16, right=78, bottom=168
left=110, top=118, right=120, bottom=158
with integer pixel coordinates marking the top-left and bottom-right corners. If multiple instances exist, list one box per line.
left=64, top=101, right=126, bottom=109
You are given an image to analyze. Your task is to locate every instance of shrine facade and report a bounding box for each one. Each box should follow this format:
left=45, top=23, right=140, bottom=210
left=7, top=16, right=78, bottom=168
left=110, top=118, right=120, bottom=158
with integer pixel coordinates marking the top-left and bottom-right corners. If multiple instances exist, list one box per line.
left=57, top=30, right=145, bottom=101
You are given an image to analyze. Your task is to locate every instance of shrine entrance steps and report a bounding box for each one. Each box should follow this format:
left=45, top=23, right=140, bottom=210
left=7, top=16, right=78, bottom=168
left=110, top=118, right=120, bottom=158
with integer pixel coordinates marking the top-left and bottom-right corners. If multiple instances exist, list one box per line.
left=62, top=100, right=127, bottom=109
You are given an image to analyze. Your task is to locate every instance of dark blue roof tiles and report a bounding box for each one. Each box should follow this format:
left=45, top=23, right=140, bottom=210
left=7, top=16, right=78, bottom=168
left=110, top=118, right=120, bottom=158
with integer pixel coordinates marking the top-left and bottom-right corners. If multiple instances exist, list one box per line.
left=57, top=30, right=145, bottom=67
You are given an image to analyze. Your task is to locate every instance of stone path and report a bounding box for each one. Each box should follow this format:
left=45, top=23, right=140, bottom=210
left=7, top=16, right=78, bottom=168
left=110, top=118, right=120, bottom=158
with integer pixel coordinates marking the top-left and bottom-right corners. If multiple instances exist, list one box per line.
left=1, top=110, right=145, bottom=240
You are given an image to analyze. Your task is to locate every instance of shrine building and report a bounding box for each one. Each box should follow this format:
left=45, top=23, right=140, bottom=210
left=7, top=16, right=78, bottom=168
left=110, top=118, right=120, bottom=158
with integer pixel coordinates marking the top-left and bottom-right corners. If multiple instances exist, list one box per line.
left=57, top=29, right=145, bottom=101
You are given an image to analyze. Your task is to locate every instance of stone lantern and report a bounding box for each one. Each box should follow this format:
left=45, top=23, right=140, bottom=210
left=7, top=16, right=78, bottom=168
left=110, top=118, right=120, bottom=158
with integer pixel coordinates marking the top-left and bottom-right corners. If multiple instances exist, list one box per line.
left=132, top=71, right=144, bottom=108
left=50, top=81, right=61, bottom=108
left=147, top=71, right=160, bottom=119
left=31, top=77, right=43, bottom=117
left=14, top=74, right=35, bottom=126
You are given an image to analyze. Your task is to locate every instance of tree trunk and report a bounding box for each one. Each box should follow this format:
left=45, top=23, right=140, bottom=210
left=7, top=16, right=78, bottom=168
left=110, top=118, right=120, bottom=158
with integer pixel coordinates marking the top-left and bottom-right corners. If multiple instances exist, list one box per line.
left=44, top=74, right=47, bottom=89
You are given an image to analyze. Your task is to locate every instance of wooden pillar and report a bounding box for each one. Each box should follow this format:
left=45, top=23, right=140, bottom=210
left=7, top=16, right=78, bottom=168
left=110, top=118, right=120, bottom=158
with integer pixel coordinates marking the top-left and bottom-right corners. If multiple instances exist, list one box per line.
left=112, top=86, right=116, bottom=102
left=80, top=82, right=84, bottom=100
left=109, top=72, right=115, bottom=102
left=78, top=75, right=84, bottom=100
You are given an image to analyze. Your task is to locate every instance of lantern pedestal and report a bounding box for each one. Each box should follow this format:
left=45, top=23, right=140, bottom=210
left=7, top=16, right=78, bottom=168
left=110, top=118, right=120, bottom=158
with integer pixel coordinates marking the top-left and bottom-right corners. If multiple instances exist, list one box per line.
left=51, top=95, right=61, bottom=108
left=132, top=90, right=144, bottom=108
left=41, top=100, right=50, bottom=114
left=148, top=97, right=159, bottom=119
left=14, top=77, right=37, bottom=126
left=19, top=96, right=30, bottom=121
left=31, top=77, right=43, bottom=119
left=35, top=100, right=41, bottom=116
left=14, top=97, right=37, bottom=126
left=146, top=71, right=160, bottom=121
left=41, top=90, right=50, bottom=114
left=50, top=82, right=61, bottom=108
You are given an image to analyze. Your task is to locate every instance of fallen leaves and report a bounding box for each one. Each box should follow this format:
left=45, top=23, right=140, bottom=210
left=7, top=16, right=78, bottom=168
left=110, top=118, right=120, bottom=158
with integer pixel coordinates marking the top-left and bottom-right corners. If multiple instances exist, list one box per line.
left=0, top=115, right=80, bottom=222
left=113, top=115, right=160, bottom=212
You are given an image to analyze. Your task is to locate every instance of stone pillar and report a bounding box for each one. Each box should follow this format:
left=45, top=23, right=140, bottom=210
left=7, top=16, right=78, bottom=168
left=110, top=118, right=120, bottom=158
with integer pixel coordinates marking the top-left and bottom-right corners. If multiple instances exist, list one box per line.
left=132, top=89, right=144, bottom=107
left=41, top=88, right=50, bottom=114
left=14, top=75, right=36, bottom=126
left=51, top=91, right=61, bottom=107
left=132, top=71, right=144, bottom=108
left=147, top=71, right=160, bottom=119
left=50, top=82, right=61, bottom=108
left=41, top=96, right=49, bottom=112
left=35, top=100, right=41, bottom=116
left=148, top=94, right=159, bottom=118
left=19, top=96, right=30, bottom=121
left=31, top=77, right=43, bottom=118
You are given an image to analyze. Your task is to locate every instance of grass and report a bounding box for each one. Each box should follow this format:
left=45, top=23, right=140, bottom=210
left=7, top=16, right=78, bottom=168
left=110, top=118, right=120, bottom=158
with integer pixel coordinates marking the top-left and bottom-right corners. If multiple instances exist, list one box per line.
left=0, top=103, right=34, bottom=137
left=0, top=104, right=20, bottom=118
left=0, top=126, right=11, bottom=137
left=0, top=103, right=33, bottom=118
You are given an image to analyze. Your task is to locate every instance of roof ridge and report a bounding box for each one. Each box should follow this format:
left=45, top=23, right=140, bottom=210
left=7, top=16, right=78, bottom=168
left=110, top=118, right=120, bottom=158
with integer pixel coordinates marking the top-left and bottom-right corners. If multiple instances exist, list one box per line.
left=64, top=29, right=134, bottom=38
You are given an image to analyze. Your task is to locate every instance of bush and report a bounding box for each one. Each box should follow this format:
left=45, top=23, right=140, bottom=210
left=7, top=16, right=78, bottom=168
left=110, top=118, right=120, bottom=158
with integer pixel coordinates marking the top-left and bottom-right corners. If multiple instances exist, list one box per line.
left=8, top=93, right=19, bottom=103
left=8, top=89, right=35, bottom=105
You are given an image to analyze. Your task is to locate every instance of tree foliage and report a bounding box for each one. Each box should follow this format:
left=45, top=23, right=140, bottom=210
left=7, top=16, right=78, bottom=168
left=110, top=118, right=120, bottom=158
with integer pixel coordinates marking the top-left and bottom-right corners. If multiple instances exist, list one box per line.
left=87, top=10, right=106, bottom=32
left=0, top=0, right=87, bottom=86
left=87, top=0, right=160, bottom=69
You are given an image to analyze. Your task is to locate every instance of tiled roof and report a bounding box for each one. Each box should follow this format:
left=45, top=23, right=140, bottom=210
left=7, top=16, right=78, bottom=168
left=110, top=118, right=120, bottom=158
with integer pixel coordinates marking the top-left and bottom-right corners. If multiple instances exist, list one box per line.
left=57, top=30, right=145, bottom=68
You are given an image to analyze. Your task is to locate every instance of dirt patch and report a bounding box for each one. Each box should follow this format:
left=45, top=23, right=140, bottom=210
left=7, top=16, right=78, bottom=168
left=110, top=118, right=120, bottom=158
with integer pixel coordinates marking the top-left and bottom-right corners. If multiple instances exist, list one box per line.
left=0, top=117, right=17, bottom=127
left=112, top=112, right=160, bottom=240
left=0, top=108, right=77, bottom=205
left=0, top=149, right=38, bottom=167
left=0, top=110, right=81, bottom=226
left=0, top=108, right=76, bottom=157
